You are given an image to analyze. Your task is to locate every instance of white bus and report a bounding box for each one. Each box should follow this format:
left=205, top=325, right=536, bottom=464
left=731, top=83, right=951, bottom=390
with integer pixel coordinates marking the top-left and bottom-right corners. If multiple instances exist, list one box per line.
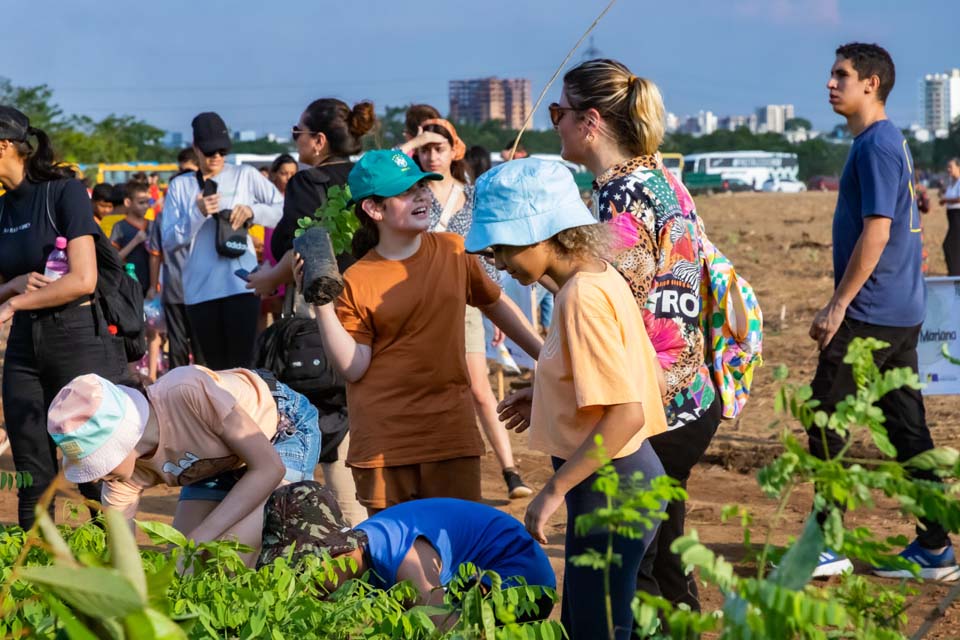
left=683, top=151, right=799, bottom=190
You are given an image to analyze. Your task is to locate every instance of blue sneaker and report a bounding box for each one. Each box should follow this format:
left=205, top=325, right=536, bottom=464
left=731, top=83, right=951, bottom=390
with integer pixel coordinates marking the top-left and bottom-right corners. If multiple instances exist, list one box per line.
left=812, top=548, right=853, bottom=578
left=872, top=539, right=959, bottom=581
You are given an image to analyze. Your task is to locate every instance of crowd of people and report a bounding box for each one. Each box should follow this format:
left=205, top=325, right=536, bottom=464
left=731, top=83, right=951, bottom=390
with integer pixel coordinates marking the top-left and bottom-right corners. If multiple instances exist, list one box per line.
left=0, top=41, right=958, bottom=638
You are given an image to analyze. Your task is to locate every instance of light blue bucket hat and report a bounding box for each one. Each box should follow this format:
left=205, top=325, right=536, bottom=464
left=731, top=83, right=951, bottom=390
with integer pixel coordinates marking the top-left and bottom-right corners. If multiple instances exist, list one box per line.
left=465, top=158, right=597, bottom=253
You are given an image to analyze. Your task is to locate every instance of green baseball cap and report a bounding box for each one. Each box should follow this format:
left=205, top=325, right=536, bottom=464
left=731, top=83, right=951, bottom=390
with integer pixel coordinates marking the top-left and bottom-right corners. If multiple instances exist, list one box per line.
left=347, top=150, right=441, bottom=204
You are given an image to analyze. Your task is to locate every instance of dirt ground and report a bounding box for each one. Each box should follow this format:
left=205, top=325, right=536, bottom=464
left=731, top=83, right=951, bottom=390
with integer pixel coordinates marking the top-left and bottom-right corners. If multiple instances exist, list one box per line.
left=1, top=191, right=958, bottom=637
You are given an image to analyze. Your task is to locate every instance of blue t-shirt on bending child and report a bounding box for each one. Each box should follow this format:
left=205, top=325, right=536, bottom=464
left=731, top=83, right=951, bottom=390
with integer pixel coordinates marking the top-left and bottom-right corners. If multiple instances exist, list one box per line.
left=355, top=498, right=555, bottom=591
left=832, top=119, right=925, bottom=327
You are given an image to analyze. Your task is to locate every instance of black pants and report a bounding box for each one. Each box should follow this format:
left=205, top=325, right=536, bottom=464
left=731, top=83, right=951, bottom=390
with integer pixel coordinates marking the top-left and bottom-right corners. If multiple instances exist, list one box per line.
left=944, top=210, right=960, bottom=276
left=3, top=303, right=129, bottom=529
left=163, top=301, right=194, bottom=369
left=555, top=441, right=665, bottom=640
left=808, top=318, right=947, bottom=549
left=636, top=398, right=721, bottom=613
left=186, top=293, right=260, bottom=370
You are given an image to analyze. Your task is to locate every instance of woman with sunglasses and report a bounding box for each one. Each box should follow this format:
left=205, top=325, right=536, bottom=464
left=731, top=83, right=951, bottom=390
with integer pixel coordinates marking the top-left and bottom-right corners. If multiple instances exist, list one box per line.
left=160, top=112, right=283, bottom=370
left=552, top=59, right=721, bottom=612
left=248, top=99, right=375, bottom=299
left=245, top=98, right=375, bottom=526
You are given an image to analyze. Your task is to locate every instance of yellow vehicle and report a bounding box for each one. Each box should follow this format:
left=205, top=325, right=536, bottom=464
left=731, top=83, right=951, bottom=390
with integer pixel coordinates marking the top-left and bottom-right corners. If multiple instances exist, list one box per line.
left=93, top=162, right=179, bottom=185
left=661, top=152, right=684, bottom=183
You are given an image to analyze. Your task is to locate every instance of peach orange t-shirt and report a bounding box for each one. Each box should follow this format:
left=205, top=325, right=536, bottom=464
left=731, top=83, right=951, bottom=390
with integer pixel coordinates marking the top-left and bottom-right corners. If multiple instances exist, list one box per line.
left=336, top=232, right=500, bottom=468
left=101, top=366, right=278, bottom=518
left=530, top=263, right=667, bottom=460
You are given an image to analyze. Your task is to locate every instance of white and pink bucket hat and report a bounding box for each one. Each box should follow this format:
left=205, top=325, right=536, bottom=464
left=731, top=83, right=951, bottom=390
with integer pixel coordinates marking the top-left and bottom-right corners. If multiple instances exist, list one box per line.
left=47, top=375, right=150, bottom=484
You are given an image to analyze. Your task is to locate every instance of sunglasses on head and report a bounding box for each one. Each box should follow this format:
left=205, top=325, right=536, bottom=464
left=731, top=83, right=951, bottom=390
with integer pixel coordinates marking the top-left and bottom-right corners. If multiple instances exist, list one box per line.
left=548, top=102, right=580, bottom=127
left=292, top=124, right=319, bottom=141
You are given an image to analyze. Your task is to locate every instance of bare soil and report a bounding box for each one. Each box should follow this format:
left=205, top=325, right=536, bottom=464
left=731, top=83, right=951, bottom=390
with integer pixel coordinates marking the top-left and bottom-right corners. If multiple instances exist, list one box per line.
left=1, top=192, right=958, bottom=637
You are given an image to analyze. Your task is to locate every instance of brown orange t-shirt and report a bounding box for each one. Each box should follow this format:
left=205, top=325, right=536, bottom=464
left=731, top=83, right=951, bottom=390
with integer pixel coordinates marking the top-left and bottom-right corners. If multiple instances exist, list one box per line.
left=101, top=366, right=278, bottom=518
left=530, top=263, right=667, bottom=460
left=336, top=232, right=500, bottom=468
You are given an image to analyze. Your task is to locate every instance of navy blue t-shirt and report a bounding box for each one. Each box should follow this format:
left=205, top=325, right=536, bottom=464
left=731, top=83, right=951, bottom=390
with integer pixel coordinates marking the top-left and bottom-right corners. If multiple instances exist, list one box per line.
left=833, top=120, right=925, bottom=327
left=0, top=178, right=100, bottom=282
left=355, top=498, right=556, bottom=590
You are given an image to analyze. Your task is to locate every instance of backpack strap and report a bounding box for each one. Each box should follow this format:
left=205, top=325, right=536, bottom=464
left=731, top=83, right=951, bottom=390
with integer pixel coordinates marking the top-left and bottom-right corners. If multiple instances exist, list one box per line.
left=44, top=182, right=63, bottom=236
left=433, top=184, right=464, bottom=232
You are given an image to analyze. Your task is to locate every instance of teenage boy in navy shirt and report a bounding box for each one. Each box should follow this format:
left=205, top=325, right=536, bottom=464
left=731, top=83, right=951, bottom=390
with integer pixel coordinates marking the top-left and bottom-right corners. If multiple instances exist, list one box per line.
left=808, top=42, right=957, bottom=581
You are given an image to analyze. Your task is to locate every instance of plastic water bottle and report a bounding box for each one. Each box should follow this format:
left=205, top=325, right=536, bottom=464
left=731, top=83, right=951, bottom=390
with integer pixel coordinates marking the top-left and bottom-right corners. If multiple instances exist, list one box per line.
left=43, top=237, right=69, bottom=280
left=125, top=263, right=139, bottom=282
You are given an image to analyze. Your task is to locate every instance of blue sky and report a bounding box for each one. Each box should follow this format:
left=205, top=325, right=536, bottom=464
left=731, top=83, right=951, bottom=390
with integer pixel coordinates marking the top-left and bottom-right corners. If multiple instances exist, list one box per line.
left=2, top=0, right=954, bottom=139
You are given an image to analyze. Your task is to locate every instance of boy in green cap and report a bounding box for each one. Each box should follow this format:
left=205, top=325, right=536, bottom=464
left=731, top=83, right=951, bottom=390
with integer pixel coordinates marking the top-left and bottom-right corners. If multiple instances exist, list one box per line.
left=295, top=150, right=542, bottom=515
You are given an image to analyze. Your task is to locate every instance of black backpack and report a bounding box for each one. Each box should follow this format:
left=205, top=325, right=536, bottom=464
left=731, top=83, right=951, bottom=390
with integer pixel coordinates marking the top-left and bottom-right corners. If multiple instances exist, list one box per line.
left=254, top=289, right=347, bottom=462
left=93, top=232, right=146, bottom=362
left=44, top=182, right=146, bottom=362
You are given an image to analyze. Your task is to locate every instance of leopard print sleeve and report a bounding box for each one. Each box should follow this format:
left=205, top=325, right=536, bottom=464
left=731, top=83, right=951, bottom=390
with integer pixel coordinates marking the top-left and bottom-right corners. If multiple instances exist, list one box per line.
left=596, top=175, right=659, bottom=305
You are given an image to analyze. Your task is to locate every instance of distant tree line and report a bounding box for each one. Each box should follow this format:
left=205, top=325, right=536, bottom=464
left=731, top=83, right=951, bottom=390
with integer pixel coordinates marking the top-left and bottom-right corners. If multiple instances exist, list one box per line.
left=3, top=77, right=958, bottom=179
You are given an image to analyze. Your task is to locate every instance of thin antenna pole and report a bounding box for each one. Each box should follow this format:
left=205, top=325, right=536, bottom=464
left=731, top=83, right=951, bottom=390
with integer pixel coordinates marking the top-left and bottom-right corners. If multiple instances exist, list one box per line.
left=509, top=0, right=618, bottom=158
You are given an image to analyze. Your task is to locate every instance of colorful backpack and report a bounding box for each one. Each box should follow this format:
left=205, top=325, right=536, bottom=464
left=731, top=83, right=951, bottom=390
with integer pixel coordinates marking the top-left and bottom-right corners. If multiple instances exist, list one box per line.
left=696, top=216, right=763, bottom=419
left=659, top=165, right=763, bottom=419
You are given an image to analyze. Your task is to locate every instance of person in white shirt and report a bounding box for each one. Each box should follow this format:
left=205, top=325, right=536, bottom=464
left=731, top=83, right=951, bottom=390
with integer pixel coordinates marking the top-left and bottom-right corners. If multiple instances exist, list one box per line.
left=161, top=112, right=282, bottom=369
left=940, top=157, right=960, bottom=276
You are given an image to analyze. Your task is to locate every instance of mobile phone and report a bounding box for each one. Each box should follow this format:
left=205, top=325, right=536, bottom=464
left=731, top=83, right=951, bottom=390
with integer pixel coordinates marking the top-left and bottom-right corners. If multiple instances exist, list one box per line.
left=202, top=180, right=218, bottom=197
left=234, top=268, right=251, bottom=281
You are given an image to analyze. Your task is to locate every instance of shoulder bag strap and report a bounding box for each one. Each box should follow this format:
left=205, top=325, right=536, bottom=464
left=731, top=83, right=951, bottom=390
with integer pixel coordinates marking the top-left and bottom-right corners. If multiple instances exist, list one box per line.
left=433, top=183, right=464, bottom=233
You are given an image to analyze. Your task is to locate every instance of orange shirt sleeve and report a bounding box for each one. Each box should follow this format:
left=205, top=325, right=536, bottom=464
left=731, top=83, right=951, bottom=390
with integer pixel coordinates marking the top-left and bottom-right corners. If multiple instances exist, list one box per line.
left=564, top=283, right=646, bottom=409
left=465, top=254, right=501, bottom=307
left=336, top=276, right=374, bottom=347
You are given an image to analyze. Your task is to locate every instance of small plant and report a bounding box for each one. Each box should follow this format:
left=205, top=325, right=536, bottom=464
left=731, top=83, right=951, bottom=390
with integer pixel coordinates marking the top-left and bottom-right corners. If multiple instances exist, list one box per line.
left=294, top=184, right=359, bottom=255
left=0, top=477, right=561, bottom=639
left=0, top=471, right=31, bottom=491
left=575, top=338, right=960, bottom=639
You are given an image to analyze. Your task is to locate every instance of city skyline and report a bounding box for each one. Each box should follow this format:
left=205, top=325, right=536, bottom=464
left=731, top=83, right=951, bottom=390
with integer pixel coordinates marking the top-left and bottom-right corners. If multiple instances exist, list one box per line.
left=3, top=0, right=952, bottom=141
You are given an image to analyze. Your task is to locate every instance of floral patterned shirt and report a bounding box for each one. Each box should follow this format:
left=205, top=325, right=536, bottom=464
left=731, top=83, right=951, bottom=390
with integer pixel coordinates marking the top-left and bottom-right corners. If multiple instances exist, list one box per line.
left=593, top=156, right=715, bottom=429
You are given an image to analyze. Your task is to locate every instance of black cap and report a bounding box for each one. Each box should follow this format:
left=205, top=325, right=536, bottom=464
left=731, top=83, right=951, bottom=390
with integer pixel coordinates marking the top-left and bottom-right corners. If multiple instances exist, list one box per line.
left=0, top=106, right=30, bottom=142
left=191, top=112, right=231, bottom=155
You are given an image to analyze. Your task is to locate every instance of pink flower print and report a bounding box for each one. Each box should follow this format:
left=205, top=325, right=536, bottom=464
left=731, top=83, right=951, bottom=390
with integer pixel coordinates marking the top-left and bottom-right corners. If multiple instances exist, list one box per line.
left=642, top=309, right=686, bottom=368
left=607, top=204, right=640, bottom=252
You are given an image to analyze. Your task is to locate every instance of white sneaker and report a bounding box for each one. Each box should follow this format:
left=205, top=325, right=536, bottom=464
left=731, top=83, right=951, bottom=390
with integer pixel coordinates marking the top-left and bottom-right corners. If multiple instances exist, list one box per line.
left=811, top=549, right=854, bottom=578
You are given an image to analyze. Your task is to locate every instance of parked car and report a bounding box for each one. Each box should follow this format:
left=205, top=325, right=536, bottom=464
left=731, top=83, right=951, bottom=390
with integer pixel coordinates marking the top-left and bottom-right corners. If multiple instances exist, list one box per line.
left=807, top=175, right=840, bottom=191
left=721, top=178, right=754, bottom=193
left=762, top=178, right=807, bottom=193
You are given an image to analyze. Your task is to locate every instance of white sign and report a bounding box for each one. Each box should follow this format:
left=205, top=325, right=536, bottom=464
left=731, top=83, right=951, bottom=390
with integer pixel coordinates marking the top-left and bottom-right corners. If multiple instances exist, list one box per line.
left=918, top=277, right=960, bottom=395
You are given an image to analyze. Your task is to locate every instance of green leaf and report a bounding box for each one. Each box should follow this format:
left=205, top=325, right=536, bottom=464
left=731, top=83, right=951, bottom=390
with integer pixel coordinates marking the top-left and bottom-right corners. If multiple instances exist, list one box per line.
left=41, top=593, right=100, bottom=640
left=106, top=508, right=147, bottom=602
left=136, top=521, right=187, bottom=548
left=18, top=565, right=145, bottom=619
left=123, top=608, right=189, bottom=640
left=770, top=514, right=823, bottom=590
left=35, top=507, right=79, bottom=567
left=904, top=447, right=959, bottom=471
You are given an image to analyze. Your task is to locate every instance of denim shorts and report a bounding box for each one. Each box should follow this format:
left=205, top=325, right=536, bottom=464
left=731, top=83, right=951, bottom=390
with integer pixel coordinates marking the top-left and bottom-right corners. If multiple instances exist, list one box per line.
left=179, top=380, right=321, bottom=502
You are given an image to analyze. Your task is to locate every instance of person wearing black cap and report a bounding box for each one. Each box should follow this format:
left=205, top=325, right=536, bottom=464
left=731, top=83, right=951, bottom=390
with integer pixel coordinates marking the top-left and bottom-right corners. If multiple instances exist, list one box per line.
left=160, top=112, right=282, bottom=369
left=0, top=105, right=129, bottom=529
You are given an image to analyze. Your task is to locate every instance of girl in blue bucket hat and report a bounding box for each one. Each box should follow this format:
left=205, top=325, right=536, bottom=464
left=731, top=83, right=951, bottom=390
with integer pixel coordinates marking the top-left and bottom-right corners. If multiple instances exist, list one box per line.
left=295, top=150, right=542, bottom=516
left=465, top=157, right=669, bottom=640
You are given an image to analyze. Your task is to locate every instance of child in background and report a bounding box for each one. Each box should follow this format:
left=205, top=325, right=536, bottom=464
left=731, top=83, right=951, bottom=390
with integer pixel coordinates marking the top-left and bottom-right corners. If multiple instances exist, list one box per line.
left=467, top=159, right=668, bottom=640
left=46, top=365, right=320, bottom=565
left=91, top=183, right=115, bottom=223
left=299, top=150, right=542, bottom=516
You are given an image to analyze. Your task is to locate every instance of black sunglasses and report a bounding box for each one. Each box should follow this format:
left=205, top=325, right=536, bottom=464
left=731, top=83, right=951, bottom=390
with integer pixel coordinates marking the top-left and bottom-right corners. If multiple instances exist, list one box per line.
left=548, top=102, right=580, bottom=127
left=292, top=124, right=320, bottom=141
left=205, top=149, right=229, bottom=158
